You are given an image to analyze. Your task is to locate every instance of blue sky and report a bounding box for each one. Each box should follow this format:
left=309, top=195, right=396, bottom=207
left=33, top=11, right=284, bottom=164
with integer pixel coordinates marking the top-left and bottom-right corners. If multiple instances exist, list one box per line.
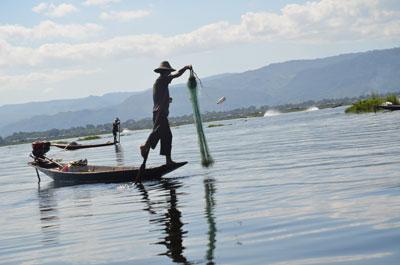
left=1, top=0, right=399, bottom=106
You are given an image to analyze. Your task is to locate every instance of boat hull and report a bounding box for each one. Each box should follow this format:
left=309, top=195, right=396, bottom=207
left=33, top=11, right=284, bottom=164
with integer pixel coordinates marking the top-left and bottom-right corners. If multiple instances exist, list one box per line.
left=28, top=161, right=187, bottom=183
left=51, top=142, right=115, bottom=150
left=375, top=104, right=400, bottom=111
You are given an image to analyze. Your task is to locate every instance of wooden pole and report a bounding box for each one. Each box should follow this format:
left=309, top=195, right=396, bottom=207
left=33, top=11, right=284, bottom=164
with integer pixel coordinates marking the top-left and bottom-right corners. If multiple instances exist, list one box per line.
left=118, top=123, right=121, bottom=143
left=35, top=168, right=41, bottom=182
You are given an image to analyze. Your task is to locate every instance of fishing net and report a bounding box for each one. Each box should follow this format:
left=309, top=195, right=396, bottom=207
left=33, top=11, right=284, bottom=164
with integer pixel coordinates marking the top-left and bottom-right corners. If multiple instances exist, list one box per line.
left=187, top=70, right=214, bottom=168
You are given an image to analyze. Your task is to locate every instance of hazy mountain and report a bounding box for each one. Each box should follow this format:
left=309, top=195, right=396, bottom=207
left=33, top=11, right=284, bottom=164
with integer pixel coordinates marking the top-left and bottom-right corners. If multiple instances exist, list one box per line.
left=1, top=47, right=399, bottom=136
left=0, top=92, right=136, bottom=127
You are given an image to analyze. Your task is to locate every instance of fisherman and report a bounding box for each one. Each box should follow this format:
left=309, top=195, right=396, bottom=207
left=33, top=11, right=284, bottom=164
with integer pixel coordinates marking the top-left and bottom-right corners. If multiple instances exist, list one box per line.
left=140, top=61, right=192, bottom=165
left=113, top=117, right=120, bottom=143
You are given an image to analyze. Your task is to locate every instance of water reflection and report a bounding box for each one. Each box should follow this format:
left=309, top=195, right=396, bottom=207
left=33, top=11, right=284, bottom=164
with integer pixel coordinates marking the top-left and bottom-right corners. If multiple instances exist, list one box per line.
left=137, top=177, right=218, bottom=265
left=36, top=182, right=94, bottom=247
left=204, top=177, right=217, bottom=265
left=136, top=183, right=157, bottom=215
left=114, top=144, right=125, bottom=166
left=137, top=180, right=191, bottom=264
left=37, top=183, right=60, bottom=246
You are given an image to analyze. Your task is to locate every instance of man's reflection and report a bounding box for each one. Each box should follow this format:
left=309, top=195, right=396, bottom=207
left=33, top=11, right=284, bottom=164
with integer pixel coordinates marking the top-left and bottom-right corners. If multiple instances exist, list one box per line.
left=137, top=180, right=190, bottom=264
left=114, top=144, right=125, bottom=166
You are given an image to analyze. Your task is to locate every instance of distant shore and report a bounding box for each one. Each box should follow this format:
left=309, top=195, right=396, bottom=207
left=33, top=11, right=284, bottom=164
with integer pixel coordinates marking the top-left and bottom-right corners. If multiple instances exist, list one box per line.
left=2, top=91, right=399, bottom=147
left=0, top=102, right=350, bottom=147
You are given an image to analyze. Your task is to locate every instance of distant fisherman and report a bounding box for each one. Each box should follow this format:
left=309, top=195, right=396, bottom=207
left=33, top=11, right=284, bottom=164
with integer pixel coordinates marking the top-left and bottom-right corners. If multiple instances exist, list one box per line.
left=140, top=61, right=192, bottom=165
left=113, top=117, right=120, bottom=144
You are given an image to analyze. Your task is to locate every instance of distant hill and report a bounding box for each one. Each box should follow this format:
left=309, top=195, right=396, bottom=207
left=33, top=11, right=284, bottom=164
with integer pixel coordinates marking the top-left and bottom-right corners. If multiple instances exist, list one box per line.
left=1, top=47, right=399, bottom=136
left=0, top=92, right=136, bottom=136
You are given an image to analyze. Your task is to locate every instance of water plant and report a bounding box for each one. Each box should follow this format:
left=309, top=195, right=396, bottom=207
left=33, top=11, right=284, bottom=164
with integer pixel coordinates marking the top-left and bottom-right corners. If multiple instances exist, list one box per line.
left=77, top=135, right=101, bottom=141
left=345, top=93, right=399, bottom=113
left=207, top=124, right=231, bottom=128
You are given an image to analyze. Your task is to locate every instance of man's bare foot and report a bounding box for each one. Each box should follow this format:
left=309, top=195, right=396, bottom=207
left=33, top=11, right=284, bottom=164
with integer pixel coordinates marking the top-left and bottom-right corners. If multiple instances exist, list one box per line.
left=166, top=156, right=176, bottom=165
left=140, top=144, right=149, bottom=159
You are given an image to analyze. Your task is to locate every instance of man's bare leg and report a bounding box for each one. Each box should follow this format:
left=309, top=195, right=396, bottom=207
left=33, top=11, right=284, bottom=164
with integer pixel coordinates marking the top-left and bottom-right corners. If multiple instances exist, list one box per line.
left=166, top=156, right=175, bottom=165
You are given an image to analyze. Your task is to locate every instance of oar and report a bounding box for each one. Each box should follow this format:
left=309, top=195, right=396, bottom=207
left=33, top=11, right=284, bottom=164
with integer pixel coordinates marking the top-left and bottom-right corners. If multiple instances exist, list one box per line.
left=135, top=151, right=148, bottom=184
left=43, top=155, right=64, bottom=168
left=65, top=142, right=72, bottom=150
left=30, top=153, right=64, bottom=169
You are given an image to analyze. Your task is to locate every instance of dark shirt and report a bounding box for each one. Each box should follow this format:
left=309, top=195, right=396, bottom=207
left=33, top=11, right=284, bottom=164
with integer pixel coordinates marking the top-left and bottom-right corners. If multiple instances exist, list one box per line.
left=113, top=122, right=119, bottom=134
left=153, top=75, right=173, bottom=115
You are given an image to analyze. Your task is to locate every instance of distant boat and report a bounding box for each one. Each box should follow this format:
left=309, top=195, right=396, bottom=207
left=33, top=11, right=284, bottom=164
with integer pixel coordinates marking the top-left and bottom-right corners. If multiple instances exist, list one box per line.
left=29, top=159, right=187, bottom=183
left=376, top=104, right=400, bottom=111
left=51, top=141, right=115, bottom=150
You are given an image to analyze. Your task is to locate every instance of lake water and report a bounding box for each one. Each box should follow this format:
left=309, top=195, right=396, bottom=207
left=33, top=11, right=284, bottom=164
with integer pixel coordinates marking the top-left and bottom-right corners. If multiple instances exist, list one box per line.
left=1, top=106, right=399, bottom=265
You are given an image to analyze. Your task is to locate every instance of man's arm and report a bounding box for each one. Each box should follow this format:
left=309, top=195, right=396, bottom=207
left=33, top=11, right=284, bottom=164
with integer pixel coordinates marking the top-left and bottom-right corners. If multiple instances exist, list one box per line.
left=170, top=65, right=192, bottom=79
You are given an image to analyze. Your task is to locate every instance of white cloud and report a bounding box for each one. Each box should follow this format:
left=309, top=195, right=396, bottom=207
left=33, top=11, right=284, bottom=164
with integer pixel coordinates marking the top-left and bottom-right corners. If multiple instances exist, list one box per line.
left=43, top=87, right=54, bottom=94
left=1, top=0, right=399, bottom=69
left=46, top=3, right=79, bottom=17
left=0, top=68, right=104, bottom=92
left=32, top=2, right=80, bottom=17
left=1, top=0, right=398, bottom=96
left=100, top=10, right=150, bottom=22
left=0, top=21, right=103, bottom=41
left=32, top=2, right=47, bottom=13
left=82, top=0, right=120, bottom=6
left=231, top=0, right=400, bottom=43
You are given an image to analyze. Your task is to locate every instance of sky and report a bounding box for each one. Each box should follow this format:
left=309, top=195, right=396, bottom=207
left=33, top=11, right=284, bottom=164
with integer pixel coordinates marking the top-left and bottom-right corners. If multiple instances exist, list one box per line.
left=0, top=0, right=399, bottom=107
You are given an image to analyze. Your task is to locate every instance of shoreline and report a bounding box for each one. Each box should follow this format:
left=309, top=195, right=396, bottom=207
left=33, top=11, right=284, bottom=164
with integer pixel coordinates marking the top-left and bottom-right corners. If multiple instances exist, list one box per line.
left=0, top=103, right=347, bottom=147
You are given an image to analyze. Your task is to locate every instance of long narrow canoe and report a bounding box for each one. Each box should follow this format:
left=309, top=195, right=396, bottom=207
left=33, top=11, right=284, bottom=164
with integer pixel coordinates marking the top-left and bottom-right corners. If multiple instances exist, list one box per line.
left=376, top=104, right=400, bottom=111
left=28, top=160, right=187, bottom=183
left=51, top=142, right=115, bottom=150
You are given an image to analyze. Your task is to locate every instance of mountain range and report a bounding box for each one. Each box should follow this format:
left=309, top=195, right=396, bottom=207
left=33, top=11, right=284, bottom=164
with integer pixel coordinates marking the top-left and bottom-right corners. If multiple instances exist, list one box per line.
left=1, top=47, right=399, bottom=137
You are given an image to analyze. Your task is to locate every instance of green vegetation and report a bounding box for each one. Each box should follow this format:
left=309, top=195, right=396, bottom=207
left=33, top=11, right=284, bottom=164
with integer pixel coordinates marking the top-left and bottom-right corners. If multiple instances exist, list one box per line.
left=345, top=93, right=399, bottom=113
left=0, top=92, right=398, bottom=147
left=207, top=124, right=231, bottom=128
left=77, top=135, right=101, bottom=141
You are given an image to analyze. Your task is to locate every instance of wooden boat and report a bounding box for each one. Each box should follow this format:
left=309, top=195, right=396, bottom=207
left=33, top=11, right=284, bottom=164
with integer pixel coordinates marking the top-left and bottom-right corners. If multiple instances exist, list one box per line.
left=28, top=160, right=187, bottom=183
left=51, top=141, right=115, bottom=150
left=376, top=104, right=400, bottom=111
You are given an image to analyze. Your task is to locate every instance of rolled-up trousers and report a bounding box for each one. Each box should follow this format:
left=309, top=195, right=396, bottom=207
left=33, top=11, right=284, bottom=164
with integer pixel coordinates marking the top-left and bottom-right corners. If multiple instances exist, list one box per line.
left=145, top=111, right=172, bottom=156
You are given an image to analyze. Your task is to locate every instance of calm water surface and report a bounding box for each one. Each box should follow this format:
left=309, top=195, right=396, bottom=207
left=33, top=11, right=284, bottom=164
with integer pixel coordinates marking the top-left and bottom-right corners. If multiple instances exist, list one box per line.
left=1, top=107, right=399, bottom=265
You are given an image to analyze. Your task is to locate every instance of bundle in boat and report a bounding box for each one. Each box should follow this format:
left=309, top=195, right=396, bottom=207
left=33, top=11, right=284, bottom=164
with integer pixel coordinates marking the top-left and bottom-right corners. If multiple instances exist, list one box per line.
left=186, top=70, right=214, bottom=168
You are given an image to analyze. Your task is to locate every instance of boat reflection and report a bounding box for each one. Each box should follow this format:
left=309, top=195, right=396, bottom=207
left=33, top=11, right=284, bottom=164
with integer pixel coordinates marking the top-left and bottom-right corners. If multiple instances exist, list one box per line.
left=36, top=176, right=218, bottom=264
left=37, top=182, right=60, bottom=246
left=36, top=181, right=94, bottom=246
left=114, top=144, right=125, bottom=166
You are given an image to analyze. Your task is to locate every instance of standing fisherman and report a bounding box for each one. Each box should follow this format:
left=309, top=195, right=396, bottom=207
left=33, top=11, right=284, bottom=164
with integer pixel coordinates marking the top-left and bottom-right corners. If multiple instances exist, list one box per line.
left=140, top=61, right=192, bottom=165
left=113, top=117, right=120, bottom=144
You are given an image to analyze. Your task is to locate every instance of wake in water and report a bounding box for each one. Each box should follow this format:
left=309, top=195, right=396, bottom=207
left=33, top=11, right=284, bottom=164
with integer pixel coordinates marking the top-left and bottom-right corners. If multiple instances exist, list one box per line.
left=306, top=106, right=319, bottom=111
left=264, top=110, right=281, bottom=117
